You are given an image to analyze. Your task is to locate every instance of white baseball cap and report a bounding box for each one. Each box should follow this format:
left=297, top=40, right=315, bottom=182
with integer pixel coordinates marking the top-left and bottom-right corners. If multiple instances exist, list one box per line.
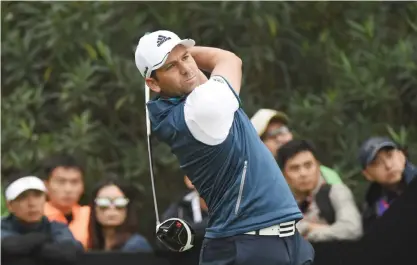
left=250, top=109, right=290, bottom=136
left=5, top=176, right=47, bottom=201
left=135, top=30, right=195, bottom=78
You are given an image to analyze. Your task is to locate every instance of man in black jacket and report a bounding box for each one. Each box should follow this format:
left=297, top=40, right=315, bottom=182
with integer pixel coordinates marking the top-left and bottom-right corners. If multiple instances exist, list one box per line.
left=159, top=176, right=209, bottom=265
left=359, top=137, right=417, bottom=233
left=1, top=173, right=83, bottom=265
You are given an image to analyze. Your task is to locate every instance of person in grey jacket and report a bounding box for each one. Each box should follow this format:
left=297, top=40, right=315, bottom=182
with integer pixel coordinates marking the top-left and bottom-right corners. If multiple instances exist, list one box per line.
left=277, top=140, right=363, bottom=242
left=1, top=172, right=83, bottom=265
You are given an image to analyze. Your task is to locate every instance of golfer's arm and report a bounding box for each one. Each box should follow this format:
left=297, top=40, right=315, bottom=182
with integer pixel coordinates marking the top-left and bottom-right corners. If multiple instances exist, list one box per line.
left=189, top=46, right=242, bottom=94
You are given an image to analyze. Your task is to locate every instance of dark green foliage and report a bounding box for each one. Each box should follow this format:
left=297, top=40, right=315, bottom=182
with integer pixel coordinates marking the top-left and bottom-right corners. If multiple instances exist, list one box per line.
left=2, top=2, right=417, bottom=238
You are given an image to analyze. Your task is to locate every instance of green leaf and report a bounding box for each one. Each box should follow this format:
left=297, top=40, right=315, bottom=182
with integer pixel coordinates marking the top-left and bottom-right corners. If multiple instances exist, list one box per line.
left=364, top=15, right=374, bottom=38
left=83, top=43, right=98, bottom=60
left=346, top=19, right=366, bottom=33
left=43, top=66, right=52, bottom=82
left=340, top=52, right=352, bottom=72
left=265, top=14, right=278, bottom=37
left=115, top=96, right=128, bottom=110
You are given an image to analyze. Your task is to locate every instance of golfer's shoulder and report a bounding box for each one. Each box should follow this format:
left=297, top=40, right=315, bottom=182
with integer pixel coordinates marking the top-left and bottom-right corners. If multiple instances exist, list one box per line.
left=185, top=75, right=239, bottom=114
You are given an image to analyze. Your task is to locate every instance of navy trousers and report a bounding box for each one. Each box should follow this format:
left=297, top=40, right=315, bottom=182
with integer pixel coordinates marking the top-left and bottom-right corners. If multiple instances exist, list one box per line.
left=199, top=230, right=314, bottom=265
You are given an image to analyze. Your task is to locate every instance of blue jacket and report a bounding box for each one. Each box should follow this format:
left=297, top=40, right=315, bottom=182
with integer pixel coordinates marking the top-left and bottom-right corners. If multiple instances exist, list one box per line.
left=120, top=234, right=153, bottom=252
left=1, top=214, right=83, bottom=264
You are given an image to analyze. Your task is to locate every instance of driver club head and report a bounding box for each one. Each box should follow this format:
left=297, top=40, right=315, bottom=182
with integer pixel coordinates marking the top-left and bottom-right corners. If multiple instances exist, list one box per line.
left=156, top=218, right=195, bottom=252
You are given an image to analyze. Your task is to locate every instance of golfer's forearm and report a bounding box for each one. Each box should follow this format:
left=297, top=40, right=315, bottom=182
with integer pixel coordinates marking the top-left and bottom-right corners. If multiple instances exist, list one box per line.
left=190, top=46, right=242, bottom=93
left=190, top=46, right=240, bottom=73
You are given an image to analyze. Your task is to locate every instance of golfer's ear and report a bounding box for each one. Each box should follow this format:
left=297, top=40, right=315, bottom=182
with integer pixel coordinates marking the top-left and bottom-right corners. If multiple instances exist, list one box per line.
left=146, top=78, right=161, bottom=93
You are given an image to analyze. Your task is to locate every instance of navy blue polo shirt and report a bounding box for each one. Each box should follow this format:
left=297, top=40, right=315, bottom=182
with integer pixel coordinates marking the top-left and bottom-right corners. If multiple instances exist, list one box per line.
left=147, top=76, right=302, bottom=238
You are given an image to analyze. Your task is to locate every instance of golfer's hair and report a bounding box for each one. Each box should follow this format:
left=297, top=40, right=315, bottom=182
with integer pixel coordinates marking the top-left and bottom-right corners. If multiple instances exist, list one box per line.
left=87, top=173, right=140, bottom=250
left=41, top=153, right=84, bottom=180
left=150, top=70, right=158, bottom=81
left=276, top=139, right=319, bottom=169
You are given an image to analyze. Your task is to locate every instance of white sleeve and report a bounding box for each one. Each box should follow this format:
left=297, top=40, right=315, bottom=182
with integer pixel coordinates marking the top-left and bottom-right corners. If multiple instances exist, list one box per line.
left=184, top=76, right=240, bottom=146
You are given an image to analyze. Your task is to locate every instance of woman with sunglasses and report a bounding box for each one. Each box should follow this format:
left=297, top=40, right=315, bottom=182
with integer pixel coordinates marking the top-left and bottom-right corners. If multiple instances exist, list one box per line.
left=87, top=174, right=152, bottom=252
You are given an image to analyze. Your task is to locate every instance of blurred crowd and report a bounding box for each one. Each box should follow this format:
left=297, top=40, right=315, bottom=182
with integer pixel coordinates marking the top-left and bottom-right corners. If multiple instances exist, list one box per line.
left=1, top=108, right=416, bottom=265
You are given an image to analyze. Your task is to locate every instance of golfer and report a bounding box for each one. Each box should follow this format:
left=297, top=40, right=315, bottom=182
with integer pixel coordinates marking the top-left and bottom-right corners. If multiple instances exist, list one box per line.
left=135, top=30, right=314, bottom=265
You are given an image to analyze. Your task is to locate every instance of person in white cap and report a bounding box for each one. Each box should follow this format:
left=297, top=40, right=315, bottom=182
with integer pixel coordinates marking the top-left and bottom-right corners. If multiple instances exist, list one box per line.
left=1, top=172, right=83, bottom=264
left=251, top=108, right=343, bottom=185
left=250, top=108, right=292, bottom=155
left=135, top=30, right=314, bottom=265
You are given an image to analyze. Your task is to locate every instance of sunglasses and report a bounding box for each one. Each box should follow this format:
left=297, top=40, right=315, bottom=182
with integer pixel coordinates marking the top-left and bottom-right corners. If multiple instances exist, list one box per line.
left=265, top=126, right=290, bottom=138
left=95, top=197, right=129, bottom=209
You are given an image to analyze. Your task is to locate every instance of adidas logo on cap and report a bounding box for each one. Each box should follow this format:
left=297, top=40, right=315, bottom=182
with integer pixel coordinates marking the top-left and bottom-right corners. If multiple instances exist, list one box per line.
left=157, top=35, right=171, bottom=47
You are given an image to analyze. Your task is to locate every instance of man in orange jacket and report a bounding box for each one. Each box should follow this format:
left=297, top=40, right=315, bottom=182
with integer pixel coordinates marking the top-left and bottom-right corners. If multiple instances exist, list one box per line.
left=42, top=154, right=90, bottom=249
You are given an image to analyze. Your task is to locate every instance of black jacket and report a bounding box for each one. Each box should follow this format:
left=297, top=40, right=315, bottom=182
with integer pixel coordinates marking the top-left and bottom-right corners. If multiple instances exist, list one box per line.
left=362, top=161, right=417, bottom=233
left=1, top=214, right=84, bottom=265
left=158, top=191, right=209, bottom=265
left=162, top=191, right=209, bottom=240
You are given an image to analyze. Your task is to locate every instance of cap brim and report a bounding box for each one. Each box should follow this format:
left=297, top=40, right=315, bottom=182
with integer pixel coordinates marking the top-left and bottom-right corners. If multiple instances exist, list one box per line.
left=365, top=141, right=397, bottom=167
left=178, top=39, right=195, bottom=49
left=151, top=39, right=195, bottom=74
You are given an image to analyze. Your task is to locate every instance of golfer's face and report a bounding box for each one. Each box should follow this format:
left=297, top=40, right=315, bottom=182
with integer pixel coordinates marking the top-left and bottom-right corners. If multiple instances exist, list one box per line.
left=153, top=45, right=200, bottom=97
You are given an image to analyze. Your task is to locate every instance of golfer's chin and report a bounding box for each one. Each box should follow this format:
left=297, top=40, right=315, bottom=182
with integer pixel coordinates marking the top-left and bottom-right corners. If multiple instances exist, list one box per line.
left=182, top=77, right=199, bottom=92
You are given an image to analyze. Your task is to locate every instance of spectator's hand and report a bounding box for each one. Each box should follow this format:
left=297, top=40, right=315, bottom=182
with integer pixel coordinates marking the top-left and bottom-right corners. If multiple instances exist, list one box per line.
left=307, top=222, right=329, bottom=234
left=1, top=232, right=50, bottom=255
left=296, top=219, right=310, bottom=237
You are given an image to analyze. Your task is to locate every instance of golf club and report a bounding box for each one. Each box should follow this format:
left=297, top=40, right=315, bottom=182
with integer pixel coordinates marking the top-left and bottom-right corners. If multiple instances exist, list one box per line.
left=144, top=83, right=160, bottom=226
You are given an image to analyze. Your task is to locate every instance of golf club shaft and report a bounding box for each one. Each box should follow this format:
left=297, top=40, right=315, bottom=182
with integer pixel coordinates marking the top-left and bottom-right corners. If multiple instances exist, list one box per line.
left=145, top=84, right=160, bottom=226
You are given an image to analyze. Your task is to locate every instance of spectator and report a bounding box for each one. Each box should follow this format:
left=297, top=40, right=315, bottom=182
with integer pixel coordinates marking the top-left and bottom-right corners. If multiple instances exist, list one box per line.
left=1, top=191, right=8, bottom=216
left=277, top=140, right=362, bottom=242
left=159, top=176, right=209, bottom=265
left=1, top=172, right=83, bottom=265
left=87, top=174, right=152, bottom=252
left=42, top=154, right=90, bottom=249
left=359, top=137, right=417, bottom=233
left=251, top=108, right=343, bottom=184
left=162, top=176, right=208, bottom=237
